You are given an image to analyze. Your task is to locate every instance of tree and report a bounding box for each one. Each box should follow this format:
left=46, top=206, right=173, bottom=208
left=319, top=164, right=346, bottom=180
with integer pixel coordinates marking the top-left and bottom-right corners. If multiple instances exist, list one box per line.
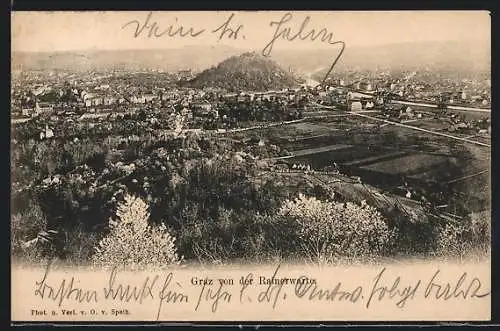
left=279, top=193, right=396, bottom=264
left=92, top=194, right=181, bottom=270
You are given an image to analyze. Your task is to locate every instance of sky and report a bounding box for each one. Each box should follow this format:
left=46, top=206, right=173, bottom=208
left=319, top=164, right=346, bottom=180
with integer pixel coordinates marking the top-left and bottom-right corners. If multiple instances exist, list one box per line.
left=11, top=11, right=491, bottom=53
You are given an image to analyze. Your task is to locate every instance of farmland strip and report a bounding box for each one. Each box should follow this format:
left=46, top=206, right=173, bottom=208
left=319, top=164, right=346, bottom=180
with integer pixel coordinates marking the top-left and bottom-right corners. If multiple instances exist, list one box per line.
left=349, top=112, right=491, bottom=148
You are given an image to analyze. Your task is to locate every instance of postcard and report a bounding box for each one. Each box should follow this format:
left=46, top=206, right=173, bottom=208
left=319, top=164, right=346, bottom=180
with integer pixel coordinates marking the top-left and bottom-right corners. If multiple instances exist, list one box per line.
left=10, top=10, right=491, bottom=322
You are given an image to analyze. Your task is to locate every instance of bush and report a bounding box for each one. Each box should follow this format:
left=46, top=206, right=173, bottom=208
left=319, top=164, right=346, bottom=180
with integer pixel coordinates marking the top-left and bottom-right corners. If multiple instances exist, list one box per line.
left=61, top=226, right=101, bottom=266
left=434, top=211, right=490, bottom=261
left=11, top=202, right=49, bottom=262
left=239, top=213, right=301, bottom=263
left=175, top=204, right=299, bottom=264
left=92, top=194, right=181, bottom=270
left=278, top=194, right=397, bottom=264
left=392, top=219, right=441, bottom=256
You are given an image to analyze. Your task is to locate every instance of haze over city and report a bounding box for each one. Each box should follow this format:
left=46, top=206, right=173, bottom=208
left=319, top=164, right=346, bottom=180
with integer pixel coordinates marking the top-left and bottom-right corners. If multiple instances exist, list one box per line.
left=12, top=11, right=490, bottom=53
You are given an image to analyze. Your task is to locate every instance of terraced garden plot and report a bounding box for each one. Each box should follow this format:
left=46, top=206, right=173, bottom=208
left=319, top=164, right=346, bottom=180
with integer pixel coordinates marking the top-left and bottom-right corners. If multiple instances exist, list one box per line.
left=286, top=145, right=379, bottom=169
left=283, top=144, right=354, bottom=157
left=359, top=153, right=452, bottom=177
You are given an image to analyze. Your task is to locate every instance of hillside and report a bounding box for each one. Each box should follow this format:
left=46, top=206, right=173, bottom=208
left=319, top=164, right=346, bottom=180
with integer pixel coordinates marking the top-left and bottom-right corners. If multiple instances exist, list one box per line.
left=186, top=52, right=301, bottom=92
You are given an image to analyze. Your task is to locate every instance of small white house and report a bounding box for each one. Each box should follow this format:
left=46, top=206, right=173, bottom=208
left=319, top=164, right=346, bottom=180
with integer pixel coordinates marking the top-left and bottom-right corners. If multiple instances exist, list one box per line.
left=40, top=125, right=54, bottom=140
left=350, top=101, right=363, bottom=111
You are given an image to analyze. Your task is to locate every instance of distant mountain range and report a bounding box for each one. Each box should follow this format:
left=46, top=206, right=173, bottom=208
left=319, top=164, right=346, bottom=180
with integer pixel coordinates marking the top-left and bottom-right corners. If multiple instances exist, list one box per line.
left=186, top=52, right=301, bottom=92
left=303, top=40, right=491, bottom=80
left=11, top=45, right=242, bottom=73
left=12, top=40, right=490, bottom=78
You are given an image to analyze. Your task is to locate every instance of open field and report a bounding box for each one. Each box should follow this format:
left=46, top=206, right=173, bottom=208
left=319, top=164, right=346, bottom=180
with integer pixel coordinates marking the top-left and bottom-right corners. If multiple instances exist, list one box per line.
left=251, top=111, right=490, bottom=215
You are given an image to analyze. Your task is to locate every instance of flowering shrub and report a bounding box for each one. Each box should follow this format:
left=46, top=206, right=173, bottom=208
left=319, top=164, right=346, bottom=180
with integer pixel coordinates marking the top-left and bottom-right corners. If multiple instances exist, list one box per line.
left=92, top=194, right=181, bottom=270
left=278, top=194, right=396, bottom=264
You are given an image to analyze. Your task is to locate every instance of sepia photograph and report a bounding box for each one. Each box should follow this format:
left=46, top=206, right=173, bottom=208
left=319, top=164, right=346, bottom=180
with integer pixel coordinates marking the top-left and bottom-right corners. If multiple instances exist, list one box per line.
left=10, top=10, right=491, bottom=322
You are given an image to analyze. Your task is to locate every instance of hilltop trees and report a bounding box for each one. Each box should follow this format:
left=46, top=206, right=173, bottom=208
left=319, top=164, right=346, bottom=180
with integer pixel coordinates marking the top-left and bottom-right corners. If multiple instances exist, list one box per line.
left=188, top=52, right=301, bottom=91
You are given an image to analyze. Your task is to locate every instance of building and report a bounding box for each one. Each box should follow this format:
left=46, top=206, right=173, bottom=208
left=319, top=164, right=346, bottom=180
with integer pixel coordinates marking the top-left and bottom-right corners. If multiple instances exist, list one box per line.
left=144, top=94, right=156, bottom=103
left=132, top=95, right=146, bottom=104
left=178, top=69, right=193, bottom=80
left=35, top=102, right=54, bottom=115
left=104, top=96, right=117, bottom=106
left=191, top=101, right=215, bottom=117
left=349, top=101, right=363, bottom=111
left=365, top=101, right=375, bottom=109
left=21, top=106, right=34, bottom=117
left=92, top=98, right=104, bottom=106
left=39, top=125, right=54, bottom=140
